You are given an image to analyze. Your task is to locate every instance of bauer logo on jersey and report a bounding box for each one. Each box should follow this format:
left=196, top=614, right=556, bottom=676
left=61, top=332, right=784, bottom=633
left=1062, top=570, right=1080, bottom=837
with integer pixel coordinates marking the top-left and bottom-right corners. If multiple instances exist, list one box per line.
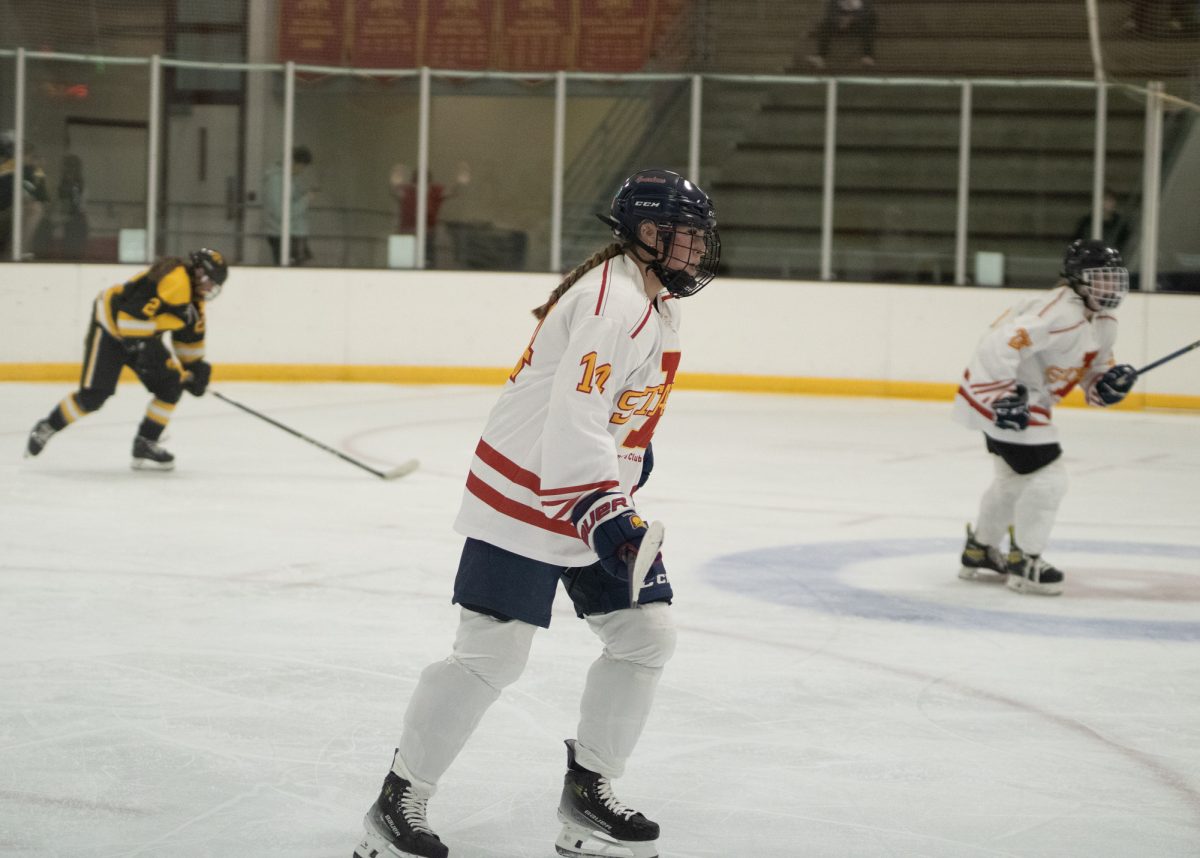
left=1008, top=328, right=1033, bottom=350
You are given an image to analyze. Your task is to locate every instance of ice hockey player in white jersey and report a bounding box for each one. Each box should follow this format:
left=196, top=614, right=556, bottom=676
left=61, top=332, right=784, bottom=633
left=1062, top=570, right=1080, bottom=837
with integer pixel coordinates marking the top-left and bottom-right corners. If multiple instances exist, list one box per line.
left=351, top=169, right=720, bottom=858
left=952, top=239, right=1138, bottom=595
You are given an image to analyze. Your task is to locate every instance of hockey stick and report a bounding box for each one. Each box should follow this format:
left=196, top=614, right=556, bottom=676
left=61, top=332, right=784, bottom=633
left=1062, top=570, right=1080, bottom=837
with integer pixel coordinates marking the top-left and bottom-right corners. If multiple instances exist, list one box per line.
left=1135, top=338, right=1200, bottom=376
left=629, top=520, right=665, bottom=608
left=211, top=391, right=419, bottom=480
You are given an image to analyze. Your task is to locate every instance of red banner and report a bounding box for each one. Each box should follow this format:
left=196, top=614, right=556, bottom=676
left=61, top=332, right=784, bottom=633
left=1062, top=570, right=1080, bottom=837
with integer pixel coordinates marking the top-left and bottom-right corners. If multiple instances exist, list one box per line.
left=279, top=0, right=348, bottom=66
left=577, top=0, right=651, bottom=72
left=425, top=0, right=495, bottom=69
left=351, top=0, right=419, bottom=68
left=499, top=0, right=574, bottom=71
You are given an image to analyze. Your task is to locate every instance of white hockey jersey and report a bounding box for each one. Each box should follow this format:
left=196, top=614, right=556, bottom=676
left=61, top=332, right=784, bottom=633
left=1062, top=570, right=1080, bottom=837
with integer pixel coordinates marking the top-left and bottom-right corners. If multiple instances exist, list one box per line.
left=952, top=286, right=1119, bottom=445
left=454, top=253, right=681, bottom=566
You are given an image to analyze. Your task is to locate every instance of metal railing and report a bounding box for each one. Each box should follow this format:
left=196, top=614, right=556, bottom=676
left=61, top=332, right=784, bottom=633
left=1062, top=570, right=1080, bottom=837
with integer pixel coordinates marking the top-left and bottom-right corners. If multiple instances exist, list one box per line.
left=1, top=47, right=1186, bottom=289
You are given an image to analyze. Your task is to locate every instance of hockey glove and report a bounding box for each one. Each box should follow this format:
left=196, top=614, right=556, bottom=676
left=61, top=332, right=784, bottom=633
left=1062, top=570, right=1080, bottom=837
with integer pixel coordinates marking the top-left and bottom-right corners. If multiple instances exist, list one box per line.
left=127, top=337, right=178, bottom=387
left=572, top=490, right=665, bottom=585
left=992, top=383, right=1030, bottom=431
left=184, top=360, right=212, bottom=397
left=634, top=442, right=654, bottom=494
left=1095, top=364, right=1136, bottom=406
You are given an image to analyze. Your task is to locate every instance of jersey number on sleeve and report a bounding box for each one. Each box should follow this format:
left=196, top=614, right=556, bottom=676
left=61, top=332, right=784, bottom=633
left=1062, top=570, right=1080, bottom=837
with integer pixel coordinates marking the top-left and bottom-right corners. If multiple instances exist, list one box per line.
left=576, top=351, right=612, bottom=394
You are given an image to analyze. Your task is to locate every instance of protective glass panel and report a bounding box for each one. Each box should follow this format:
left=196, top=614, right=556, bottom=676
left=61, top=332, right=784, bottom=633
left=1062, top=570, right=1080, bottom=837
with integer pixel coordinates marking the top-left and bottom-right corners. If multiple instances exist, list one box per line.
left=289, top=71, right=418, bottom=269
left=968, top=84, right=1097, bottom=289
left=430, top=75, right=555, bottom=272
left=562, top=77, right=692, bottom=268
left=703, top=78, right=824, bottom=280
left=16, top=56, right=150, bottom=263
left=833, top=81, right=959, bottom=284
left=1152, top=99, right=1198, bottom=294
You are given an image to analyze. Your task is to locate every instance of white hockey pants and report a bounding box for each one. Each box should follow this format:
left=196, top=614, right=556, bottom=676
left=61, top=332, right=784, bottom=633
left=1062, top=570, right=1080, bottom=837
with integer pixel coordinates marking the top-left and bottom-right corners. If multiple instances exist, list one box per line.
left=975, top=457, right=1068, bottom=557
left=394, top=603, right=676, bottom=791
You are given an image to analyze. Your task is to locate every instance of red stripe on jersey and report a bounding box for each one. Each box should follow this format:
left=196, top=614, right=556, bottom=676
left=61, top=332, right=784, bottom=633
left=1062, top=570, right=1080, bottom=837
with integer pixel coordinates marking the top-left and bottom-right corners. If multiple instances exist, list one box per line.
left=476, top=439, right=540, bottom=493
left=1050, top=320, right=1085, bottom=335
left=1038, top=290, right=1067, bottom=316
left=594, top=259, right=611, bottom=316
left=629, top=304, right=652, bottom=339
left=475, top=439, right=617, bottom=498
left=465, top=472, right=579, bottom=537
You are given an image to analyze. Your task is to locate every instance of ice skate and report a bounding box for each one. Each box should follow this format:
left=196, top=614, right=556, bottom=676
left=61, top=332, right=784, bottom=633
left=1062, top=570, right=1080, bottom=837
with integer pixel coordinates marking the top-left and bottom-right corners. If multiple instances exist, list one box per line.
left=353, top=770, right=448, bottom=858
left=25, top=419, right=57, bottom=458
left=957, top=523, right=1008, bottom=581
left=554, top=740, right=658, bottom=858
left=1005, top=536, right=1063, bottom=596
left=131, top=435, right=175, bottom=471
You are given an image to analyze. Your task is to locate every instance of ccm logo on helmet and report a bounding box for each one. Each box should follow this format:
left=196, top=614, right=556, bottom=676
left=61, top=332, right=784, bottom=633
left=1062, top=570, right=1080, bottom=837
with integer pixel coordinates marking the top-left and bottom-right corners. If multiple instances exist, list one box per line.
left=634, top=200, right=661, bottom=208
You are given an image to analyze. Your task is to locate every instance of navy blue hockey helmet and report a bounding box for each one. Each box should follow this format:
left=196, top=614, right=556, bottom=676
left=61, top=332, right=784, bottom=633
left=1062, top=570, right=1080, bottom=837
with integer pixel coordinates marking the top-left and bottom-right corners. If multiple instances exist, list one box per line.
left=1061, top=239, right=1128, bottom=310
left=598, top=169, right=720, bottom=298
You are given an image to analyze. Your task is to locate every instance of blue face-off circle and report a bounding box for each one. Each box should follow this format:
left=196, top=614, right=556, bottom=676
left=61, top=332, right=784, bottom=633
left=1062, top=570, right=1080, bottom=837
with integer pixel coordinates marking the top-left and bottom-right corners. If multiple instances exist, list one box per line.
left=701, top=539, right=1200, bottom=641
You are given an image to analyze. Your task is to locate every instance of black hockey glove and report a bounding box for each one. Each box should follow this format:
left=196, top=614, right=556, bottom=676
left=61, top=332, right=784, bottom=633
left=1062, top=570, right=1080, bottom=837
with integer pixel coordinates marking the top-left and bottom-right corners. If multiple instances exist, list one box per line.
left=126, top=337, right=177, bottom=386
left=572, top=490, right=665, bottom=584
left=633, top=442, right=654, bottom=494
left=992, top=383, right=1030, bottom=431
left=184, top=360, right=212, bottom=397
left=1095, top=364, right=1136, bottom=406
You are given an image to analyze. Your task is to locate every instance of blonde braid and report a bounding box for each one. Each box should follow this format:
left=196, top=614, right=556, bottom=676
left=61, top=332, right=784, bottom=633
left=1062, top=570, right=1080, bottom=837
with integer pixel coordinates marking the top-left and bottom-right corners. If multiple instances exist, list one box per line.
left=532, top=242, right=624, bottom=320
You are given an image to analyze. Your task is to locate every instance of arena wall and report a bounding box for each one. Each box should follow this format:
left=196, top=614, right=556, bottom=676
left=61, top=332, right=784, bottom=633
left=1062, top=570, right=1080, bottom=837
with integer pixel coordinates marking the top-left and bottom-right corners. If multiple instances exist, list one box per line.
left=2, top=263, right=1198, bottom=409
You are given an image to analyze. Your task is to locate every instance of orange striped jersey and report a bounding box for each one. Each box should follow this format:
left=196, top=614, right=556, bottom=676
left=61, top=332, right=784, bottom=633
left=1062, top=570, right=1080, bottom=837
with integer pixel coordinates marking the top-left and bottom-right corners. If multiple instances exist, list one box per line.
left=454, top=253, right=682, bottom=566
left=92, top=259, right=208, bottom=365
left=953, top=285, right=1119, bottom=445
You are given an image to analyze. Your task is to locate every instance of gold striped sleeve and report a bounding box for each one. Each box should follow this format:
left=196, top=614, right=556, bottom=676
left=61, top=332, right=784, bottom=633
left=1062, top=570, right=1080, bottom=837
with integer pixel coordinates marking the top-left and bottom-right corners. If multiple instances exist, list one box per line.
left=116, top=312, right=158, bottom=338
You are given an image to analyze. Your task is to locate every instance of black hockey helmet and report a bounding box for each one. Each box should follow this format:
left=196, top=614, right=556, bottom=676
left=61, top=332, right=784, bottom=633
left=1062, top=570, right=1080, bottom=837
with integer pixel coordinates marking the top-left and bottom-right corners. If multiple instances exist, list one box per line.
left=598, top=168, right=720, bottom=298
left=1061, top=239, right=1128, bottom=310
left=189, top=247, right=228, bottom=300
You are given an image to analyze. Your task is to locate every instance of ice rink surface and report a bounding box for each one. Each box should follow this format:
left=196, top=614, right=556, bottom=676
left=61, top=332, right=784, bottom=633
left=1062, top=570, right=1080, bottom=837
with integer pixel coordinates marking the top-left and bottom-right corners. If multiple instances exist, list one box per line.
left=2, top=382, right=1198, bottom=858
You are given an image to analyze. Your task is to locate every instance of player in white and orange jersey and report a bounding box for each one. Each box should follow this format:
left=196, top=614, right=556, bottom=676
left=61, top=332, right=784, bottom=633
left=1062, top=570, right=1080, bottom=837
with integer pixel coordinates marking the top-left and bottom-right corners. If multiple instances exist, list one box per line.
left=352, top=170, right=719, bottom=858
left=953, top=239, right=1138, bottom=595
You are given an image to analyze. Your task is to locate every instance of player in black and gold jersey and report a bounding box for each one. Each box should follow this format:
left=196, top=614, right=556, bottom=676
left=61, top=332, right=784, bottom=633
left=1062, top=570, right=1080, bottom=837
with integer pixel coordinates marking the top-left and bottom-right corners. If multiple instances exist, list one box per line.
left=25, top=248, right=229, bottom=470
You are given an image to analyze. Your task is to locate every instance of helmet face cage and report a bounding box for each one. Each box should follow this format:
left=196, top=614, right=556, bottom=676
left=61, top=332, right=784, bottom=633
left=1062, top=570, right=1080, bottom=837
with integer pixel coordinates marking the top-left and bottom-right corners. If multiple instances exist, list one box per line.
left=1080, top=267, right=1130, bottom=310
left=605, top=170, right=720, bottom=298
left=190, top=247, right=228, bottom=300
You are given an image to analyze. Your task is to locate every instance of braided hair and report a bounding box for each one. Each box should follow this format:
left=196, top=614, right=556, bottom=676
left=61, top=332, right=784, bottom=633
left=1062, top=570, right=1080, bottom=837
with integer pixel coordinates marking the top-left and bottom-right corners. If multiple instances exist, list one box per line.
left=531, top=242, right=625, bottom=320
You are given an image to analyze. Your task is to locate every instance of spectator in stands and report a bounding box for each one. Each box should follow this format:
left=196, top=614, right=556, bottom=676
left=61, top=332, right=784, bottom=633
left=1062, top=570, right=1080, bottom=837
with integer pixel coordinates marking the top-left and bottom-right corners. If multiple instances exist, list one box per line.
left=806, top=0, right=878, bottom=70
left=0, top=132, right=51, bottom=259
left=262, top=145, right=314, bottom=266
left=1122, top=1, right=1192, bottom=35
left=1072, top=188, right=1132, bottom=254
left=389, top=161, right=470, bottom=267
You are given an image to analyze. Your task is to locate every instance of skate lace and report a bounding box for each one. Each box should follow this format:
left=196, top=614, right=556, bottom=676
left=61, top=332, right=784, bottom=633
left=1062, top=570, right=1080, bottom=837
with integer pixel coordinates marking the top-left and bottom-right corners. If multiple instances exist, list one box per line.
left=596, top=778, right=637, bottom=821
left=399, top=790, right=435, bottom=835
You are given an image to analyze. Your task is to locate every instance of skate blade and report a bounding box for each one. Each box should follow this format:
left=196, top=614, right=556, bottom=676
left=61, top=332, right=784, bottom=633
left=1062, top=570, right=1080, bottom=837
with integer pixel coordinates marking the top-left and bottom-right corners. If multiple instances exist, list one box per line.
left=1005, top=575, right=1063, bottom=596
left=131, top=458, right=175, bottom=472
left=353, top=811, right=437, bottom=858
left=958, top=565, right=1005, bottom=581
left=555, top=820, right=658, bottom=858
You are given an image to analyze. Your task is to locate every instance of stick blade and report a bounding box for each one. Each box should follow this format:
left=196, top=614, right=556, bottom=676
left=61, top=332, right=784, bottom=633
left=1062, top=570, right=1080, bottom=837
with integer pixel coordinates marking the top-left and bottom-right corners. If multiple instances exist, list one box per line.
left=381, top=459, right=421, bottom=480
left=630, top=520, right=665, bottom=608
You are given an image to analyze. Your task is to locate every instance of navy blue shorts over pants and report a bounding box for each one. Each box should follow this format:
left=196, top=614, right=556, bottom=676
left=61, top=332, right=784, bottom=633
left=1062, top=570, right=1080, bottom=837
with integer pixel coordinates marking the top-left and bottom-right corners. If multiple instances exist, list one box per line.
left=452, top=538, right=673, bottom=628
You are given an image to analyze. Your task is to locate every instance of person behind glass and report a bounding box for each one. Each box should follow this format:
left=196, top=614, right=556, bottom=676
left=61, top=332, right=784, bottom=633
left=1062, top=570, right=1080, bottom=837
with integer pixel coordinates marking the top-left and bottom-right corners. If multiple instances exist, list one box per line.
left=0, top=132, right=51, bottom=259
left=351, top=169, right=720, bottom=858
left=1072, top=188, right=1131, bottom=254
left=25, top=249, right=229, bottom=471
left=806, top=0, right=878, bottom=69
left=953, top=239, right=1138, bottom=596
left=262, top=145, right=313, bottom=265
left=389, top=161, right=469, bottom=267
left=57, top=153, right=89, bottom=260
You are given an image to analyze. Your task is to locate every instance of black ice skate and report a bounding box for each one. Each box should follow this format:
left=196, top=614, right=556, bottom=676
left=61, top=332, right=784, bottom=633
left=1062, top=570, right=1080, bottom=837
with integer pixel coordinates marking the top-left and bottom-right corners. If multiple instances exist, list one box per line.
left=25, top=419, right=57, bottom=458
left=957, top=523, right=1009, bottom=581
left=131, top=435, right=175, bottom=471
left=1005, top=534, right=1064, bottom=596
left=353, top=770, right=448, bottom=858
left=555, top=739, right=659, bottom=858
